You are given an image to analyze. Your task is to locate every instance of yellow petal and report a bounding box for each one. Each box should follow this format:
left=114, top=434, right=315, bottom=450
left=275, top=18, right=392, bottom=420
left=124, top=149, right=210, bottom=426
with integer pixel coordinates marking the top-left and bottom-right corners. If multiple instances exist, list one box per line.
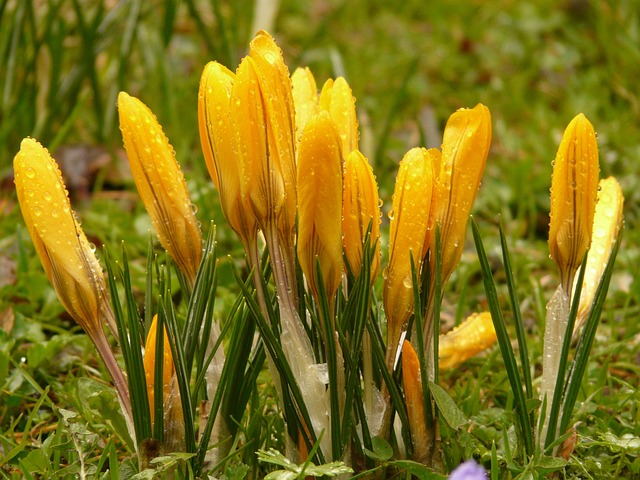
left=198, top=61, right=257, bottom=246
left=232, top=56, right=284, bottom=227
left=14, top=138, right=106, bottom=340
left=401, top=340, right=429, bottom=463
left=248, top=31, right=297, bottom=239
left=143, top=315, right=175, bottom=424
left=291, top=67, right=319, bottom=145
left=297, top=111, right=343, bottom=303
left=384, top=147, right=435, bottom=361
left=342, top=149, right=381, bottom=280
left=438, top=312, right=496, bottom=370
left=427, top=104, right=492, bottom=284
left=574, top=177, right=624, bottom=333
left=118, top=92, right=202, bottom=285
left=319, top=77, right=359, bottom=156
left=549, top=113, right=600, bottom=294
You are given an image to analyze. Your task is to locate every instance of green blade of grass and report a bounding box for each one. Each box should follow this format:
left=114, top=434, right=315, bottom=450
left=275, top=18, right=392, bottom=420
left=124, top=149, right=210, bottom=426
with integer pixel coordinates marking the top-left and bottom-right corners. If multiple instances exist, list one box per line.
left=498, top=218, right=533, bottom=400
left=471, top=217, right=534, bottom=457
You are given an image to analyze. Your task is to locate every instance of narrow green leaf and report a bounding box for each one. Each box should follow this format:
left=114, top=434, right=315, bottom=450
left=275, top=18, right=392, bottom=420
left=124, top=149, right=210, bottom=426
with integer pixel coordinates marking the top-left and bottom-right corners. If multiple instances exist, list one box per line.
left=428, top=382, right=467, bottom=430
left=559, top=234, right=622, bottom=436
left=471, top=218, right=534, bottom=457
left=498, top=219, right=533, bottom=399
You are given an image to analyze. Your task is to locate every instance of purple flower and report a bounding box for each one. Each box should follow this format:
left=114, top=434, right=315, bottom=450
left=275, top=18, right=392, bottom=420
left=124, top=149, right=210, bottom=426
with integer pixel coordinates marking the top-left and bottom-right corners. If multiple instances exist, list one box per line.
left=449, top=460, right=488, bottom=480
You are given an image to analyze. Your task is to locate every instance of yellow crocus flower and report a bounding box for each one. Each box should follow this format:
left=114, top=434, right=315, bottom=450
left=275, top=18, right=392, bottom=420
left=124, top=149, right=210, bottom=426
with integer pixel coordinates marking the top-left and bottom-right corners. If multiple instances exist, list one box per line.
left=319, top=77, right=359, bottom=156
left=14, top=138, right=110, bottom=339
left=143, top=315, right=176, bottom=424
left=549, top=113, right=599, bottom=295
left=198, top=61, right=257, bottom=248
left=291, top=67, right=319, bottom=145
left=384, top=147, right=435, bottom=369
left=143, top=315, right=184, bottom=452
left=574, top=177, right=624, bottom=334
left=237, top=31, right=297, bottom=242
left=297, top=111, right=344, bottom=307
left=14, top=138, right=132, bottom=431
left=401, top=340, right=429, bottom=463
left=438, top=311, right=496, bottom=370
left=426, top=104, right=492, bottom=285
left=118, top=92, right=202, bottom=286
left=342, top=149, right=381, bottom=280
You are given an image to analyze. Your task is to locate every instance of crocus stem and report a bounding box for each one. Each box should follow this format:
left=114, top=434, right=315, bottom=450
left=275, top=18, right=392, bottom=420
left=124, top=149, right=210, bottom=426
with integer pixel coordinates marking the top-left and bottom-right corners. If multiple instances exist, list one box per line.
left=92, top=329, right=135, bottom=447
left=264, top=222, right=329, bottom=458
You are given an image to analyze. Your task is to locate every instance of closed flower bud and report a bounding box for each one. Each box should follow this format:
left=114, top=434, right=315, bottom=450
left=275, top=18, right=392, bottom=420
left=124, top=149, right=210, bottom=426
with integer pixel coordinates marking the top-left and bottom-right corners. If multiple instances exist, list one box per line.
left=14, top=138, right=111, bottom=342
left=438, top=311, right=496, bottom=370
left=291, top=67, right=319, bottom=145
left=574, top=177, right=624, bottom=334
left=118, top=92, right=202, bottom=285
left=549, top=113, right=600, bottom=294
left=14, top=138, right=131, bottom=429
left=247, top=30, right=297, bottom=238
left=232, top=32, right=297, bottom=239
left=427, top=104, right=491, bottom=284
left=198, top=61, right=257, bottom=247
left=342, top=149, right=381, bottom=280
left=319, top=77, right=359, bottom=156
left=401, top=340, right=429, bottom=463
left=297, top=111, right=343, bottom=305
left=143, top=315, right=176, bottom=424
left=384, top=147, right=435, bottom=365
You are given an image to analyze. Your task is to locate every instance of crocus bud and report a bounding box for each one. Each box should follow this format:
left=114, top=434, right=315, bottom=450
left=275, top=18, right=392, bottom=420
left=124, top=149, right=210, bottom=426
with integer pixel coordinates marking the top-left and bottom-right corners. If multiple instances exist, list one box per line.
left=118, top=92, right=202, bottom=285
left=232, top=32, right=297, bottom=240
left=297, top=111, right=343, bottom=306
left=401, top=340, right=429, bottom=463
left=342, top=149, right=381, bottom=280
left=549, top=113, right=599, bottom=294
left=438, top=312, right=496, bottom=370
left=14, top=138, right=112, bottom=342
left=574, top=177, right=624, bottom=334
left=14, top=138, right=131, bottom=430
left=319, top=77, right=359, bottom=156
left=198, top=61, right=257, bottom=247
left=245, top=31, right=297, bottom=239
left=384, top=147, right=435, bottom=367
left=291, top=67, right=319, bottom=145
left=427, top=104, right=491, bottom=285
left=143, top=315, right=176, bottom=424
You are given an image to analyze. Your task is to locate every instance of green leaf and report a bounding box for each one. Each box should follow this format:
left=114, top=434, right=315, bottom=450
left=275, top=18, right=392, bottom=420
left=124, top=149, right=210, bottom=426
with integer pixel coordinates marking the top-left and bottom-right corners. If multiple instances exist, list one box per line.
left=364, top=436, right=393, bottom=461
left=429, top=382, right=467, bottom=429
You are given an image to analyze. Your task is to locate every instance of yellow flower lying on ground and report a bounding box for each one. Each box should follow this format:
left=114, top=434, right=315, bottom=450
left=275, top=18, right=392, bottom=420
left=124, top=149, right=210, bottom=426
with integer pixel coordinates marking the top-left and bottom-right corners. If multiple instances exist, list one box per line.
left=438, top=312, right=497, bottom=370
left=118, top=92, right=202, bottom=286
left=548, top=113, right=599, bottom=295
